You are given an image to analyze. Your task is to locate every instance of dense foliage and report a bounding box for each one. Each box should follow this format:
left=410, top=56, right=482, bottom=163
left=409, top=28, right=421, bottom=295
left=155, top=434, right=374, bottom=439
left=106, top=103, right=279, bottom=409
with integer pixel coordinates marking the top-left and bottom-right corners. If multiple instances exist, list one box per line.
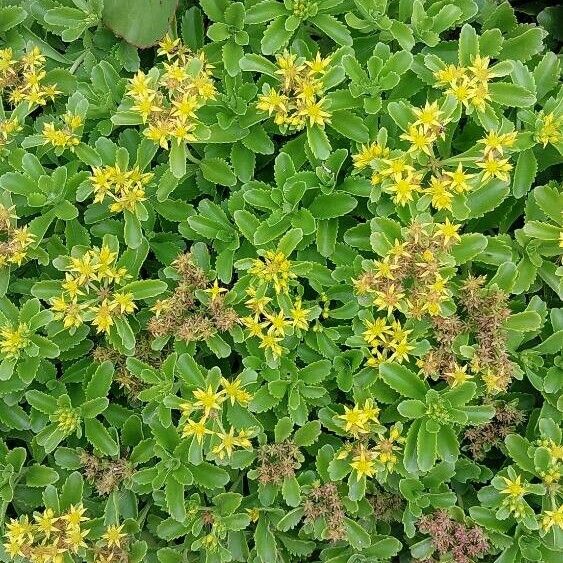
left=0, top=1, right=562, bottom=562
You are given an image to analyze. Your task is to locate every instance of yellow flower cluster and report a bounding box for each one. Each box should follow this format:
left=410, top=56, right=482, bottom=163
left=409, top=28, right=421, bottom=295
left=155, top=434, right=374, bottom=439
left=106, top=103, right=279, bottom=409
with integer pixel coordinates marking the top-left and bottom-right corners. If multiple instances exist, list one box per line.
left=541, top=504, right=563, bottom=532
left=0, top=46, right=59, bottom=106
left=90, top=163, right=152, bottom=214
left=362, top=317, right=414, bottom=366
left=3, top=505, right=90, bottom=561
left=0, top=116, right=21, bottom=147
left=334, top=400, right=404, bottom=480
left=357, top=103, right=517, bottom=212
left=50, top=245, right=134, bottom=333
left=354, top=220, right=461, bottom=367
left=500, top=474, right=528, bottom=518
left=0, top=204, right=35, bottom=268
left=0, top=322, right=30, bottom=360
left=54, top=406, right=81, bottom=435
left=535, top=112, right=562, bottom=147
left=126, top=34, right=216, bottom=149
left=434, top=55, right=495, bottom=113
left=180, top=378, right=254, bottom=460
left=42, top=112, right=83, bottom=150
left=257, top=51, right=331, bottom=130
left=243, top=251, right=310, bottom=358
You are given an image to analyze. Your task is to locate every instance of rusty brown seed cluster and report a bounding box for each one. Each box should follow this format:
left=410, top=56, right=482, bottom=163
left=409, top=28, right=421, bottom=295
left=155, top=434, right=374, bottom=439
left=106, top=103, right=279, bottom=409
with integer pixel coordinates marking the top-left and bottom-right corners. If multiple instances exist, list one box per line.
left=80, top=451, right=133, bottom=496
left=302, top=483, right=346, bottom=541
left=256, top=441, right=302, bottom=485
left=369, top=489, right=405, bottom=522
left=417, top=275, right=514, bottom=391
left=418, top=510, right=489, bottom=563
left=464, top=403, right=525, bottom=460
left=147, top=252, right=238, bottom=341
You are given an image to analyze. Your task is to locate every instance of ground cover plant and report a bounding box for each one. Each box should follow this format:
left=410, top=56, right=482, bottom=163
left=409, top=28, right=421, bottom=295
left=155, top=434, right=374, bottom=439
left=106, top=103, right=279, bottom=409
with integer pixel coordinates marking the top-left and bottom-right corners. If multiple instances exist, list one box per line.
left=0, top=0, right=562, bottom=561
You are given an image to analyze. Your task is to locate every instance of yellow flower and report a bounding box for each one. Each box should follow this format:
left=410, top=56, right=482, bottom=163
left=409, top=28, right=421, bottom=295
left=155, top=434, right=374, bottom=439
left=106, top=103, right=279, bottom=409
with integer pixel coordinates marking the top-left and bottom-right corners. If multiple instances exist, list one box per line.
left=389, top=337, right=414, bottom=364
left=258, top=333, right=283, bottom=358
left=468, top=55, right=491, bottom=82
left=257, top=89, right=289, bottom=117
left=34, top=508, right=58, bottom=537
left=51, top=296, right=86, bottom=329
left=478, top=130, right=518, bottom=157
left=212, top=427, right=238, bottom=459
left=220, top=377, right=252, bottom=406
left=446, top=77, right=474, bottom=106
left=289, top=298, right=310, bottom=331
left=204, top=280, right=228, bottom=302
left=352, top=141, right=388, bottom=169
left=363, top=317, right=391, bottom=346
left=193, top=385, right=225, bottom=415
left=62, top=504, right=89, bottom=527
left=380, top=157, right=414, bottom=180
left=241, top=315, right=268, bottom=337
left=66, top=525, right=90, bottom=552
left=400, top=124, right=435, bottom=155
left=111, top=291, right=136, bottom=314
left=0, top=322, right=30, bottom=359
left=476, top=155, right=512, bottom=182
left=55, top=407, right=80, bottom=434
left=304, top=52, right=331, bottom=75
left=91, top=299, right=117, bottom=333
left=444, top=163, right=475, bottom=193
left=445, top=363, right=472, bottom=387
left=182, top=417, right=211, bottom=443
left=541, top=504, right=563, bottom=532
left=434, top=64, right=466, bottom=86
left=374, top=284, right=405, bottom=316
left=373, top=256, right=399, bottom=279
left=102, top=523, right=126, bottom=548
left=536, top=112, right=562, bottom=147
left=434, top=218, right=462, bottom=246
left=275, top=51, right=305, bottom=90
left=297, top=98, right=331, bottom=127
left=265, top=311, right=290, bottom=337
left=412, top=100, right=444, bottom=131
left=500, top=475, right=527, bottom=498
left=387, top=172, right=421, bottom=205
left=427, top=182, right=454, bottom=211
left=337, top=404, right=370, bottom=436
left=350, top=446, right=377, bottom=480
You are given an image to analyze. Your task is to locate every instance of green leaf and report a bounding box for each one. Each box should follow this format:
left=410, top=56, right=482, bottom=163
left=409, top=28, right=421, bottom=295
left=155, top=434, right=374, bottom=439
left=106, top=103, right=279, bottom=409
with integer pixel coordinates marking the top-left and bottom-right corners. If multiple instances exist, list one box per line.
left=26, top=465, right=59, bottom=487
left=512, top=149, right=537, bottom=198
left=165, top=476, right=186, bottom=522
left=489, top=83, right=536, bottom=107
left=103, top=0, right=178, bottom=48
left=380, top=362, right=427, bottom=400
left=307, top=125, right=331, bottom=160
left=84, top=419, right=119, bottom=456
left=191, top=462, right=229, bottom=489
left=308, top=193, right=357, bottom=219
left=451, top=234, right=488, bottom=264
left=417, top=424, right=437, bottom=472
left=200, top=158, right=237, bottom=186
left=329, top=111, right=369, bottom=143
left=504, top=311, right=542, bottom=332
left=120, top=280, right=167, bottom=299
left=169, top=142, right=187, bottom=179
left=293, top=420, right=321, bottom=447
left=255, top=517, right=278, bottom=562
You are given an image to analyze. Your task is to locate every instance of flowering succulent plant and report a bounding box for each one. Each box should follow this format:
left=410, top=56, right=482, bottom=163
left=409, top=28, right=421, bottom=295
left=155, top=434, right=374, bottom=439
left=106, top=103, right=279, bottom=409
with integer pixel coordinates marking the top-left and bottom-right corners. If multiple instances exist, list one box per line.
left=0, top=1, right=562, bottom=562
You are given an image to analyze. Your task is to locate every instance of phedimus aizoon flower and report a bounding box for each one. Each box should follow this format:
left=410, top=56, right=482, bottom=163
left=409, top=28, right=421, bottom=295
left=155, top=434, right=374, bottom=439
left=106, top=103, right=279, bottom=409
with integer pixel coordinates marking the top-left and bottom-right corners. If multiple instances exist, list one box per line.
left=123, top=34, right=216, bottom=150
left=0, top=202, right=35, bottom=269
left=41, top=239, right=148, bottom=340
left=256, top=51, right=333, bottom=131
left=239, top=249, right=317, bottom=363
left=353, top=101, right=519, bottom=214
left=174, top=365, right=257, bottom=463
